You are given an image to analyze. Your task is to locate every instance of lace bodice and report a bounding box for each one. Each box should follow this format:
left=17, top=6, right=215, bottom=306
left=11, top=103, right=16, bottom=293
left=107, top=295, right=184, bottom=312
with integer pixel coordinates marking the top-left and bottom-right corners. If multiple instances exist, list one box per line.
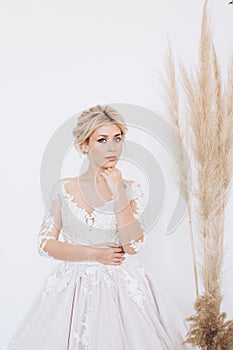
left=37, top=177, right=146, bottom=259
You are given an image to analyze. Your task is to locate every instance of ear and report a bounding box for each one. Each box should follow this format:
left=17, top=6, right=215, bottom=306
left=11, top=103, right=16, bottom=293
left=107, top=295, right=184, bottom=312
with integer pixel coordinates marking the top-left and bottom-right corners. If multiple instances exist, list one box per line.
left=81, top=141, right=89, bottom=154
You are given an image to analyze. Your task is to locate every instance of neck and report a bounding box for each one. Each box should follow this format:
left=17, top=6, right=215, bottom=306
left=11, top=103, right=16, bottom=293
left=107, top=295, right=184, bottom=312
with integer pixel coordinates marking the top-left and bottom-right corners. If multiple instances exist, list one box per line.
left=80, top=164, right=107, bottom=184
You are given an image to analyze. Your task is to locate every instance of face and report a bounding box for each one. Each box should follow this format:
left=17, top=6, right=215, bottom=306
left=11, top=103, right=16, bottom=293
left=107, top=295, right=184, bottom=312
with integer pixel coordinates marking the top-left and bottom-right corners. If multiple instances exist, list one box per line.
left=82, top=123, right=123, bottom=169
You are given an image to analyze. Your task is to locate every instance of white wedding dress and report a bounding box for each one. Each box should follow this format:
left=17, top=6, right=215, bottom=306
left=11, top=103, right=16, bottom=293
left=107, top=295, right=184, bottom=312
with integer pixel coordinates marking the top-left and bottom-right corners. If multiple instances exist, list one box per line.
left=7, top=177, right=193, bottom=350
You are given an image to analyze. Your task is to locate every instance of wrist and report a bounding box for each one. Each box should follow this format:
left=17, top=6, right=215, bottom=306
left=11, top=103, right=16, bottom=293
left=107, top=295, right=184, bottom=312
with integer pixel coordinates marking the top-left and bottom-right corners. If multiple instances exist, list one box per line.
left=85, top=246, right=98, bottom=261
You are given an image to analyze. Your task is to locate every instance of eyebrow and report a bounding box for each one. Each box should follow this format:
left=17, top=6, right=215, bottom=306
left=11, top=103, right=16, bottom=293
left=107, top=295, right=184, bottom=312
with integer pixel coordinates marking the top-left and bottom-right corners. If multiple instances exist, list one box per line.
left=97, top=133, right=122, bottom=137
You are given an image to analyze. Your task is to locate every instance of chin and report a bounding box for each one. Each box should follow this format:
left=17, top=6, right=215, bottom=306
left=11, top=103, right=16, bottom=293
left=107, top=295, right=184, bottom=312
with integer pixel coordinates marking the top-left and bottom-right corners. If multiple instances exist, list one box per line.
left=102, top=160, right=118, bottom=168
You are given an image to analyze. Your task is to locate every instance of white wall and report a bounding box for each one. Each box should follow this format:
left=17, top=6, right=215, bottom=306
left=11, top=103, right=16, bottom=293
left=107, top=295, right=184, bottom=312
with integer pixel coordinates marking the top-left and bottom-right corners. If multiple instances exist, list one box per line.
left=1, top=0, right=232, bottom=348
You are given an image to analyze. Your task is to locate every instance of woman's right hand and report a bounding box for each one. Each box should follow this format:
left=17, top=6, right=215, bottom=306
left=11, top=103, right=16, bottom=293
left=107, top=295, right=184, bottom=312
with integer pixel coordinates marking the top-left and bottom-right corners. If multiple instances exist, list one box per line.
left=93, top=242, right=126, bottom=265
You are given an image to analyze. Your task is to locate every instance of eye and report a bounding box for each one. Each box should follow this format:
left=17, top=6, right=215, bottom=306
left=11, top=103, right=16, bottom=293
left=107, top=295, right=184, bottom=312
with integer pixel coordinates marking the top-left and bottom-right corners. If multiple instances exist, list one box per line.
left=97, top=138, right=107, bottom=143
left=97, top=137, right=122, bottom=143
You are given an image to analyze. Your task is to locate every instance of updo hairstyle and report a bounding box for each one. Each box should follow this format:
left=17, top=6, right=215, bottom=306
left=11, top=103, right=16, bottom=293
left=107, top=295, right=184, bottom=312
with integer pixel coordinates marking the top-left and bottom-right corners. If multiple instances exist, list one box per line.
left=72, top=104, right=128, bottom=155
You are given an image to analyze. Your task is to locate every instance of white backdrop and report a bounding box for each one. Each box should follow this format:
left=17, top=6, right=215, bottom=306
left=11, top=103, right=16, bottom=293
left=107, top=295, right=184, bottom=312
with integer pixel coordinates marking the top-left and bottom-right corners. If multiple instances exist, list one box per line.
left=0, top=1, right=232, bottom=349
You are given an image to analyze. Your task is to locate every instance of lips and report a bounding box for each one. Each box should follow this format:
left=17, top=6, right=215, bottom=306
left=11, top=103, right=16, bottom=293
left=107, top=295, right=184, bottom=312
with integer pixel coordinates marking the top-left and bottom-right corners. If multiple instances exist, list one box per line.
left=105, top=156, right=117, bottom=160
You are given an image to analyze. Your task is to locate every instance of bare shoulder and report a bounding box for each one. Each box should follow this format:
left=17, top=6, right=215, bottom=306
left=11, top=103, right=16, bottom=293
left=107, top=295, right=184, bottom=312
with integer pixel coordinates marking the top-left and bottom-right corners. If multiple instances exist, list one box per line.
left=60, top=176, right=78, bottom=183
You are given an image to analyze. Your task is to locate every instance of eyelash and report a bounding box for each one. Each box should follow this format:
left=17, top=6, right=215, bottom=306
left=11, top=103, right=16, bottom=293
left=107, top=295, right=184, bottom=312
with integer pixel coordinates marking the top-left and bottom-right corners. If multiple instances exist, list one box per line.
left=97, top=137, right=122, bottom=143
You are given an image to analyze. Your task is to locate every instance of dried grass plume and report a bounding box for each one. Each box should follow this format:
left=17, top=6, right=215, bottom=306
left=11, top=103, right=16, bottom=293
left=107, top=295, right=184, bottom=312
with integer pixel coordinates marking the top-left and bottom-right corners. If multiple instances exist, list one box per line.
left=160, top=0, right=233, bottom=348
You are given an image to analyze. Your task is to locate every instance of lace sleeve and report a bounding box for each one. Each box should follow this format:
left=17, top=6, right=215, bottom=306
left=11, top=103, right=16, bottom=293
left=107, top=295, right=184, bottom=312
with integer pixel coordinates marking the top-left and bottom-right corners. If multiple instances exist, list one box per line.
left=37, top=180, right=62, bottom=259
left=127, top=180, right=146, bottom=253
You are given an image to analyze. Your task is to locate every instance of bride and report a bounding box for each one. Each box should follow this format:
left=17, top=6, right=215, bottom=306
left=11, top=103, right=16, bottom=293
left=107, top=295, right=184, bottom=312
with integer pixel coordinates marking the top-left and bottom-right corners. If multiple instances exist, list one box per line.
left=7, top=104, right=192, bottom=349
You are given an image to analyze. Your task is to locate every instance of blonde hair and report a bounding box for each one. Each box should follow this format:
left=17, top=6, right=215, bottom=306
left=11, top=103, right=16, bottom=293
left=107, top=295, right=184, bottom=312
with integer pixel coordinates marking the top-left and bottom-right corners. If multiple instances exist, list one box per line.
left=72, top=104, right=128, bottom=154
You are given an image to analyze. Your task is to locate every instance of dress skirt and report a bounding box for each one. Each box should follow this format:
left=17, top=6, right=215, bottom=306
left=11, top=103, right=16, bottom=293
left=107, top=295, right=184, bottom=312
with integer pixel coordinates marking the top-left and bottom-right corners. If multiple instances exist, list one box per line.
left=7, top=257, right=193, bottom=350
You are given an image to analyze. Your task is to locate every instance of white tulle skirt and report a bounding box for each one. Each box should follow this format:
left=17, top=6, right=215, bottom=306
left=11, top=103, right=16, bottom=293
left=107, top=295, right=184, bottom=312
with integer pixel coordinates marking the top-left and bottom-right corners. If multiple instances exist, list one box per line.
left=7, top=256, right=194, bottom=350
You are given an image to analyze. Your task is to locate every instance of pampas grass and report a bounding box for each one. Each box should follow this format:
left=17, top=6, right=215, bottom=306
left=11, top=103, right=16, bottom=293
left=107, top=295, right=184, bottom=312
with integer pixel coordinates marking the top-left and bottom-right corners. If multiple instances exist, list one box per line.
left=161, top=35, right=200, bottom=299
left=184, top=292, right=233, bottom=350
left=160, top=0, right=233, bottom=348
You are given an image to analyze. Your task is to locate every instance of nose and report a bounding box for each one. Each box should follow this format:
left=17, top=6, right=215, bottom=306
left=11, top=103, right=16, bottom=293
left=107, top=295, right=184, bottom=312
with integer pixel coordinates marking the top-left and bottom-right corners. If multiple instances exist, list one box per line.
left=106, top=139, right=116, bottom=151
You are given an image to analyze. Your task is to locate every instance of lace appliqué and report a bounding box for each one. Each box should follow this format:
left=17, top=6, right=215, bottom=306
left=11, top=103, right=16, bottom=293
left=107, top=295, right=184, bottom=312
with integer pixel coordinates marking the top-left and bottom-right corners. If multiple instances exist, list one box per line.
left=124, top=180, right=147, bottom=253
left=60, top=179, right=117, bottom=231
left=42, top=263, right=74, bottom=299
left=129, top=238, right=145, bottom=253
left=37, top=212, right=57, bottom=260
left=120, top=265, right=146, bottom=308
left=127, top=180, right=146, bottom=230
left=44, top=261, right=147, bottom=308
left=73, top=308, right=93, bottom=350
left=37, top=180, right=62, bottom=260
left=73, top=262, right=146, bottom=308
left=80, top=265, right=116, bottom=295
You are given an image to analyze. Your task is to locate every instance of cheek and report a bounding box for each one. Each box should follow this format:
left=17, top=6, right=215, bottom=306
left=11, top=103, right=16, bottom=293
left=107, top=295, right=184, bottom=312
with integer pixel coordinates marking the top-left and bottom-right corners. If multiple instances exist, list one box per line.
left=90, top=145, right=106, bottom=158
left=116, top=143, right=122, bottom=153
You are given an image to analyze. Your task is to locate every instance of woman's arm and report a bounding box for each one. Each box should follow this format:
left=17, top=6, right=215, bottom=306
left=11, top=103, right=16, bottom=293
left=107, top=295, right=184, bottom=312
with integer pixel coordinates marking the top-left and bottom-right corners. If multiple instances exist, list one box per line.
left=113, top=181, right=145, bottom=255
left=38, top=237, right=96, bottom=262
left=37, top=212, right=125, bottom=264
left=38, top=238, right=125, bottom=265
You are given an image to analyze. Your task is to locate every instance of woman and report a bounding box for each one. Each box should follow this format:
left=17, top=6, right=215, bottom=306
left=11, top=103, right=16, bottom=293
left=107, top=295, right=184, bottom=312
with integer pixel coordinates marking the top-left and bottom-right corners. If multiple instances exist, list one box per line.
left=7, top=104, right=192, bottom=349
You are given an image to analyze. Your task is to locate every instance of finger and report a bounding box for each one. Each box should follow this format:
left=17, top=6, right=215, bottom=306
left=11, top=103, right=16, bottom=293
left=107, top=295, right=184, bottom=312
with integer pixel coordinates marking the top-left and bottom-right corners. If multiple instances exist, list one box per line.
left=100, top=172, right=107, bottom=179
left=105, top=167, right=113, bottom=171
left=114, top=253, right=125, bottom=258
left=114, top=247, right=124, bottom=253
left=113, top=257, right=125, bottom=262
left=113, top=260, right=125, bottom=264
left=112, top=257, right=121, bottom=261
left=113, top=249, right=123, bottom=255
left=107, top=244, right=124, bottom=253
left=108, top=243, right=122, bottom=248
left=110, top=262, right=121, bottom=265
